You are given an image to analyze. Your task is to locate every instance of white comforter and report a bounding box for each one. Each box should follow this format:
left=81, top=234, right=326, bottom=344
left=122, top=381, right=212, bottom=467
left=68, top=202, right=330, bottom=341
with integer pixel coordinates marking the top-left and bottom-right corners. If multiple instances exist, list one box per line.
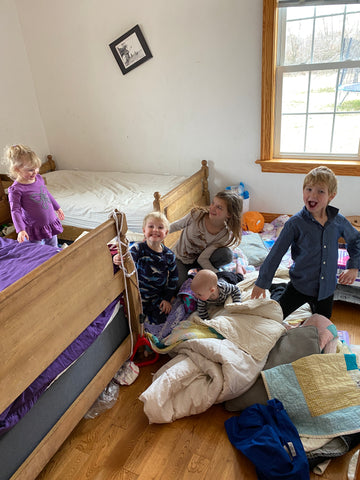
left=139, top=284, right=286, bottom=423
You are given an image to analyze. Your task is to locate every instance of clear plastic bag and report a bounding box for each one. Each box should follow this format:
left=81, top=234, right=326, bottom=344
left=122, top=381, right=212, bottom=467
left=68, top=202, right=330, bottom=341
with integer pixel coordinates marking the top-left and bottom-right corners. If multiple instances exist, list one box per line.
left=84, top=380, right=119, bottom=419
left=348, top=450, right=359, bottom=480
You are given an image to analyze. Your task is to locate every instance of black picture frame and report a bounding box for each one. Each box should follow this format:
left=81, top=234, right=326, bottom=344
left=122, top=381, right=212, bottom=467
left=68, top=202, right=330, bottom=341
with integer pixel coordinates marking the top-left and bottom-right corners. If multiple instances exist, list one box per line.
left=109, top=25, right=152, bottom=75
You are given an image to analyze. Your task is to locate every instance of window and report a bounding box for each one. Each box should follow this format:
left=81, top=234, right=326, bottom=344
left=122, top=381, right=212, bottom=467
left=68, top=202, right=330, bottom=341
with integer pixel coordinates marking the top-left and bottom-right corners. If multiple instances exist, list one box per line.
left=257, top=0, right=360, bottom=175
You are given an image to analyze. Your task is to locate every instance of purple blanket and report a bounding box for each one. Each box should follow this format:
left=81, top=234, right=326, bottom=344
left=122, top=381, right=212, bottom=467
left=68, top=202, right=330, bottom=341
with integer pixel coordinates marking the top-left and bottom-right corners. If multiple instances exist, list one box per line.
left=0, top=237, right=119, bottom=435
left=0, top=236, right=59, bottom=290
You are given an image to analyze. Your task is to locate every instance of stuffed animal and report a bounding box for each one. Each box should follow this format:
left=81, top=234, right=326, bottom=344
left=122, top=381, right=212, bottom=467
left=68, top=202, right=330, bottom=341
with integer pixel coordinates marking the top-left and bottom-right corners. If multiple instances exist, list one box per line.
left=242, top=211, right=265, bottom=233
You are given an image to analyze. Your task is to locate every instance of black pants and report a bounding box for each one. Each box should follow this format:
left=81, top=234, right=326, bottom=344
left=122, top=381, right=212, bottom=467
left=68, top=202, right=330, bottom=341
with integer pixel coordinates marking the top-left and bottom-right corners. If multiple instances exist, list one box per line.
left=270, top=282, right=334, bottom=320
left=176, top=246, right=233, bottom=290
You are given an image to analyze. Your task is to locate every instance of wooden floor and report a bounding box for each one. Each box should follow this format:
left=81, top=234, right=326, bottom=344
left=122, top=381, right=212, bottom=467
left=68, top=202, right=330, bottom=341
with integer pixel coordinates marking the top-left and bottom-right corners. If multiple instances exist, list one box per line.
left=37, top=300, right=360, bottom=480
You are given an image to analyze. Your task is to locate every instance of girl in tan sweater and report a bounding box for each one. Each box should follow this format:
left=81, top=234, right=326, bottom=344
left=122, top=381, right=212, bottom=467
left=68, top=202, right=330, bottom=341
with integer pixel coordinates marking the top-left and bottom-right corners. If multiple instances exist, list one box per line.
left=170, top=190, right=242, bottom=289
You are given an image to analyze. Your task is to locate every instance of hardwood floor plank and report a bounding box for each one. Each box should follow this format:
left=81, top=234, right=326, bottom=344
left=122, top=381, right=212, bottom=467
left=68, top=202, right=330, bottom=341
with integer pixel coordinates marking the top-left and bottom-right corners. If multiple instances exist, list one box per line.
left=36, top=300, right=360, bottom=480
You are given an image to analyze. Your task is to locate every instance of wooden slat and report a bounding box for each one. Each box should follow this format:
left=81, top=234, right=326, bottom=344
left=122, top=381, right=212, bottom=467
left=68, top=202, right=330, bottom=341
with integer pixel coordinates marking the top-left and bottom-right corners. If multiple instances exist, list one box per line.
left=153, top=160, right=210, bottom=219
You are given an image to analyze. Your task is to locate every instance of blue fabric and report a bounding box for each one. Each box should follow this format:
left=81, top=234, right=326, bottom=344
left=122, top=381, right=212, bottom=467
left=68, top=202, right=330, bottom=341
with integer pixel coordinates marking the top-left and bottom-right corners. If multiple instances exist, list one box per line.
left=225, top=399, right=309, bottom=480
left=256, top=205, right=360, bottom=300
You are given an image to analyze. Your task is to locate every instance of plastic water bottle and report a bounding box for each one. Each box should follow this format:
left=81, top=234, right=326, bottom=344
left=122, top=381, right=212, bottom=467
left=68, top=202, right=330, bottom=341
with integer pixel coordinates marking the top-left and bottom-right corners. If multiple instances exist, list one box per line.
left=225, top=183, right=250, bottom=212
left=242, top=190, right=250, bottom=213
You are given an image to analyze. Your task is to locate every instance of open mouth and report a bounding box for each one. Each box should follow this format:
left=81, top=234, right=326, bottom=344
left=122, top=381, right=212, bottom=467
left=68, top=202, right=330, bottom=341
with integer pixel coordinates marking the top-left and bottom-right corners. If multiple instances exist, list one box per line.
left=308, top=201, right=317, bottom=209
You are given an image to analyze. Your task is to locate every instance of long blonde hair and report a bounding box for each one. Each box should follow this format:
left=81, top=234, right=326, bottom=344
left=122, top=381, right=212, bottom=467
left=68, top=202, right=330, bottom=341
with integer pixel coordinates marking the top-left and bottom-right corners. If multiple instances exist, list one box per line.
left=191, top=190, right=243, bottom=247
left=4, top=144, right=41, bottom=180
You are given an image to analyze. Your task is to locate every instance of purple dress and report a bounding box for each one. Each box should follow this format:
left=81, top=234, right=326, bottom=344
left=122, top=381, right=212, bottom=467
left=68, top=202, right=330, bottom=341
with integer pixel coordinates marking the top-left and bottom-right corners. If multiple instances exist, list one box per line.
left=8, top=174, right=63, bottom=241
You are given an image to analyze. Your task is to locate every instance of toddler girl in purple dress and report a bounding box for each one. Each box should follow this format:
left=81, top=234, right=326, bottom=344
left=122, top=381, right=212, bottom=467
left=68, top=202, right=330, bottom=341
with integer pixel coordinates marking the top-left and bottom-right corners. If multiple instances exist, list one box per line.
left=5, top=144, right=65, bottom=247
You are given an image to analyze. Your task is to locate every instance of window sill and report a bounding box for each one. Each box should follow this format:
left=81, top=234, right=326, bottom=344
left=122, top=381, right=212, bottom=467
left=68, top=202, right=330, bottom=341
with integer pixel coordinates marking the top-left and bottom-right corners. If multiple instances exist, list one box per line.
left=256, top=158, right=360, bottom=176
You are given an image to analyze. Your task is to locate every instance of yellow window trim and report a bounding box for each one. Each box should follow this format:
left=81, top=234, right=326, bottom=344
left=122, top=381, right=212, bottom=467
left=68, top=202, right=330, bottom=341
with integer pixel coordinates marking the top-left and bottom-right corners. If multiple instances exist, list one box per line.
left=258, top=0, right=360, bottom=176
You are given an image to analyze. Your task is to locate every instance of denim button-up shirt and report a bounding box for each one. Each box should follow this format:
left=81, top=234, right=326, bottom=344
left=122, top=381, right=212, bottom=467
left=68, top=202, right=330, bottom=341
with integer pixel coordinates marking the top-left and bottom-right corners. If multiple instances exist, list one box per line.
left=256, top=206, right=360, bottom=300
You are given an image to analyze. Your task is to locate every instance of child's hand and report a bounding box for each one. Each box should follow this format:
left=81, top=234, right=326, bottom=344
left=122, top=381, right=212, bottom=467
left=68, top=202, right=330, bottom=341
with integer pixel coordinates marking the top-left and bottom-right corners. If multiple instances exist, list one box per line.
left=159, top=300, right=172, bottom=314
left=338, top=268, right=358, bottom=285
left=56, top=208, right=65, bottom=221
left=251, top=285, right=266, bottom=299
left=17, top=230, right=29, bottom=243
left=113, top=253, right=121, bottom=265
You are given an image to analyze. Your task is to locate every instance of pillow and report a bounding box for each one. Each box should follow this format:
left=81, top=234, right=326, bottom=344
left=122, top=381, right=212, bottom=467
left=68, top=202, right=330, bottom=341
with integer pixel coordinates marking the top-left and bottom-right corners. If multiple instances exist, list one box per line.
left=239, top=232, right=269, bottom=266
left=224, top=326, right=320, bottom=412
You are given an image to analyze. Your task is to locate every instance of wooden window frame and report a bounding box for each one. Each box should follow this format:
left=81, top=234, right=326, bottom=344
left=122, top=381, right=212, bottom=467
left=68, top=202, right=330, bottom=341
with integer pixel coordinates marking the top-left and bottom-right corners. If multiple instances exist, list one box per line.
left=256, top=0, right=360, bottom=176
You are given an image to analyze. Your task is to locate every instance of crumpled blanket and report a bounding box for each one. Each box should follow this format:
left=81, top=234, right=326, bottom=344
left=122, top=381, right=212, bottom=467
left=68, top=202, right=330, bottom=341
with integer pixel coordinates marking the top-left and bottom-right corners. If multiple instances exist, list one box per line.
left=144, top=278, right=197, bottom=340
left=139, top=294, right=286, bottom=423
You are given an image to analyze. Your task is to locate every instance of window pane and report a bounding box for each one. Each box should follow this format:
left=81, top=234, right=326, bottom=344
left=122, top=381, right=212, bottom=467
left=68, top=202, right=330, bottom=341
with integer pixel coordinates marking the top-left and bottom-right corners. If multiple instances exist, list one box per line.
left=306, top=114, right=333, bottom=152
left=316, top=6, right=344, bottom=16
left=284, top=18, right=313, bottom=65
left=313, top=14, right=343, bottom=63
left=286, top=6, right=314, bottom=21
left=344, top=13, right=360, bottom=56
left=282, top=72, right=309, bottom=113
left=280, top=115, right=306, bottom=152
left=309, top=70, right=337, bottom=112
left=346, top=5, right=360, bottom=13
left=276, top=3, right=360, bottom=160
left=332, top=113, right=360, bottom=153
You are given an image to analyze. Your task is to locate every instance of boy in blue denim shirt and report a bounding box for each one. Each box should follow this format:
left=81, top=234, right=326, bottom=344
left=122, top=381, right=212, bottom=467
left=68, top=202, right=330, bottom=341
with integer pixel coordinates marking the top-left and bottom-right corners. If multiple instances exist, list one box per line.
left=251, top=166, right=360, bottom=319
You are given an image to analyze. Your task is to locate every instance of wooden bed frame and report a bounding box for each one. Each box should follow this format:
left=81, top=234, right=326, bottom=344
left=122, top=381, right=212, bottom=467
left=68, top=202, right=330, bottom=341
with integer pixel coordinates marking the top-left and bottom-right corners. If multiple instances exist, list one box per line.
left=0, top=212, right=141, bottom=480
left=6, top=155, right=209, bottom=248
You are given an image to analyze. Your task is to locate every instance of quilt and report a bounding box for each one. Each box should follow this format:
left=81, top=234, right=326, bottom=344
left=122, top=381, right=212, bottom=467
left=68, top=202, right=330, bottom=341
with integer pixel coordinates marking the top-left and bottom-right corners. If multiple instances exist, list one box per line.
left=262, top=353, right=360, bottom=438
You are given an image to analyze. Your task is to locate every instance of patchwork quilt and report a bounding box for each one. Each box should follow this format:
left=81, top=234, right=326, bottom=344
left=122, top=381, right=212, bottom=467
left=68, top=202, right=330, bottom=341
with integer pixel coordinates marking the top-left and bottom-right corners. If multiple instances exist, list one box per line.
left=262, top=353, right=360, bottom=438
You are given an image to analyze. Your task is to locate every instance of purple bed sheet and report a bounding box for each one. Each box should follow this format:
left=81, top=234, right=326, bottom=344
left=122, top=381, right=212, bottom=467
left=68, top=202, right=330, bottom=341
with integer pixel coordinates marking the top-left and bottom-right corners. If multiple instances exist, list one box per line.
left=0, top=237, right=119, bottom=435
left=0, top=236, right=59, bottom=290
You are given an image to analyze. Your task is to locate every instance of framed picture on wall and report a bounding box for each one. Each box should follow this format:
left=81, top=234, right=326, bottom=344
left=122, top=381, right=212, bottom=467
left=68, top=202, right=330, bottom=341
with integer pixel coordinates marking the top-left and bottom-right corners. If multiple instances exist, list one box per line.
left=109, top=25, right=152, bottom=75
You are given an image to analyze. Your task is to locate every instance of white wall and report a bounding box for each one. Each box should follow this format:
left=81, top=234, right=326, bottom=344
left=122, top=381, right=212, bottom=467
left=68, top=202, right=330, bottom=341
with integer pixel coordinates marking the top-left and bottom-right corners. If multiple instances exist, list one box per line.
left=0, top=0, right=49, bottom=169
left=7, top=0, right=360, bottom=215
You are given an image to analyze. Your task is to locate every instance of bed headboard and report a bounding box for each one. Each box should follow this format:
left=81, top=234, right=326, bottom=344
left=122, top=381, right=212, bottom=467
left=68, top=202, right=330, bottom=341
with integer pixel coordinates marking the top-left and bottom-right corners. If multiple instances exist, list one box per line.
left=0, top=179, right=11, bottom=225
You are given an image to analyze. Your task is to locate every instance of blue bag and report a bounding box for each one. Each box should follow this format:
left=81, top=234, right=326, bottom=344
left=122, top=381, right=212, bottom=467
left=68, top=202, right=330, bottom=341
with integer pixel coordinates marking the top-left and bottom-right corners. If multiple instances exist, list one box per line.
left=225, top=398, right=310, bottom=480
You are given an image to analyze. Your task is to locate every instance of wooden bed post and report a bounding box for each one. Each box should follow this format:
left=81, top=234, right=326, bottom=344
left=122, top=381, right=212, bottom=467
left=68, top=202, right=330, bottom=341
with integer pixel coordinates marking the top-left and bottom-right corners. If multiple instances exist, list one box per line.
left=153, top=191, right=161, bottom=212
left=39, top=155, right=56, bottom=175
left=201, top=160, right=210, bottom=204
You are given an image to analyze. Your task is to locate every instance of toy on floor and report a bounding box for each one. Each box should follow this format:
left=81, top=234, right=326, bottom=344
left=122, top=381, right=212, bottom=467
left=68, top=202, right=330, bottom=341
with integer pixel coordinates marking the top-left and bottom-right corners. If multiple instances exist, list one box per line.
left=130, top=313, right=159, bottom=367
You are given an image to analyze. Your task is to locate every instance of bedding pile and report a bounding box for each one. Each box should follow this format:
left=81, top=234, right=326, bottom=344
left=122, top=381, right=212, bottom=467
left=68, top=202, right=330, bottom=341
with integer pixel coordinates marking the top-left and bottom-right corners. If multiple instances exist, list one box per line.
left=140, top=274, right=287, bottom=424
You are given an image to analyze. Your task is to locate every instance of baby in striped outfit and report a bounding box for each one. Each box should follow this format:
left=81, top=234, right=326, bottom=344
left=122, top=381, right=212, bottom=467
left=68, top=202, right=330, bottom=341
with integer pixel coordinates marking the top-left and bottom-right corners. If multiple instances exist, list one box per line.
left=191, top=269, right=241, bottom=320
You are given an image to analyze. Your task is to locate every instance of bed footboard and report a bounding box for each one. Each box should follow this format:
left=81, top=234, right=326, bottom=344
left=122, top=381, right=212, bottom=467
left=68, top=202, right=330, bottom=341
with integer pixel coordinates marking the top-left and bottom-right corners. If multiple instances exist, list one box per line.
left=154, top=160, right=210, bottom=248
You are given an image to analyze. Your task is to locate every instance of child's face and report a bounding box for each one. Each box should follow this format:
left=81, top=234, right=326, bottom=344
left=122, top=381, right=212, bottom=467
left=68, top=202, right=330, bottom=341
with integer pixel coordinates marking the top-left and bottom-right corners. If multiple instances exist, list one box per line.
left=208, top=197, right=230, bottom=224
left=192, top=284, right=212, bottom=301
left=143, top=218, right=168, bottom=244
left=303, top=182, right=335, bottom=217
left=16, top=158, right=39, bottom=183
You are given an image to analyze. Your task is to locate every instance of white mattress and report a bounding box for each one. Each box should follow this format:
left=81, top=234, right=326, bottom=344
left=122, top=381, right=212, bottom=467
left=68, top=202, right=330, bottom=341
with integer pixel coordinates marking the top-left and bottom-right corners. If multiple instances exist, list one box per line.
left=43, top=170, right=187, bottom=233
